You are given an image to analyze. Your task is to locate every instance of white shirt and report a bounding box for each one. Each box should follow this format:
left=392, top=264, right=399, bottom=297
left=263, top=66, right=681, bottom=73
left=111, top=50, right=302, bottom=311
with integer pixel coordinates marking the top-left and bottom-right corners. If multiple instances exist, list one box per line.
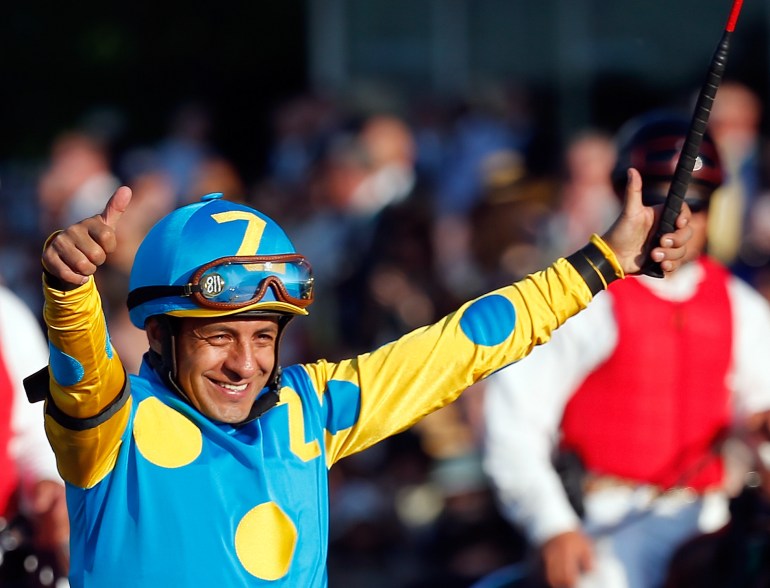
left=2, top=285, right=60, bottom=496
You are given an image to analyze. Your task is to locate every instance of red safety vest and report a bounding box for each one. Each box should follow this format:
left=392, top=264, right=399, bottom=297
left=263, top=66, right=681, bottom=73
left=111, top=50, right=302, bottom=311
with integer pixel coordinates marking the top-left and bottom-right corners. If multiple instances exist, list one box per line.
left=561, top=257, right=732, bottom=491
left=0, top=331, right=18, bottom=514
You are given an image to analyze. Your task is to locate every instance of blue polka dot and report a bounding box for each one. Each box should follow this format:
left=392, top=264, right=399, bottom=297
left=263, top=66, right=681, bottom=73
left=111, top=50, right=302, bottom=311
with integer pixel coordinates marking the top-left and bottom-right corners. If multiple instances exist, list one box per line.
left=324, top=380, right=361, bottom=434
left=459, top=295, right=516, bottom=346
left=49, top=342, right=85, bottom=386
left=105, top=322, right=114, bottom=359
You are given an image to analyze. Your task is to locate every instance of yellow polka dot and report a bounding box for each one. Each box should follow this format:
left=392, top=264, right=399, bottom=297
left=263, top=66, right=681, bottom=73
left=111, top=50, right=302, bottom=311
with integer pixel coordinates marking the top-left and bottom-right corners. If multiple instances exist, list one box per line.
left=133, top=397, right=203, bottom=468
left=235, top=502, right=297, bottom=580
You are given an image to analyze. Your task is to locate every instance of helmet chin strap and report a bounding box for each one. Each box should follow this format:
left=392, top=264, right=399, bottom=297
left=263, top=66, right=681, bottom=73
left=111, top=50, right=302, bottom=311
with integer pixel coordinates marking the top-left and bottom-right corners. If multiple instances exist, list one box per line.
left=147, top=314, right=293, bottom=426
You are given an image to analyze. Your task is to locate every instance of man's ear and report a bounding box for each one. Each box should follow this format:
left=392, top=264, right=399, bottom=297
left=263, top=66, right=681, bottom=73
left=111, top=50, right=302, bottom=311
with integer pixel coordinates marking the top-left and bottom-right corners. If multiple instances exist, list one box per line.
left=145, top=317, right=165, bottom=354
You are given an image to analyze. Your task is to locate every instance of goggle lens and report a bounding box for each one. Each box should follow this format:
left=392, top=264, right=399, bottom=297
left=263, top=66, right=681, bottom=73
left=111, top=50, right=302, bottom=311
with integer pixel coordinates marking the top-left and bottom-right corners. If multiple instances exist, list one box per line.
left=192, top=255, right=314, bottom=309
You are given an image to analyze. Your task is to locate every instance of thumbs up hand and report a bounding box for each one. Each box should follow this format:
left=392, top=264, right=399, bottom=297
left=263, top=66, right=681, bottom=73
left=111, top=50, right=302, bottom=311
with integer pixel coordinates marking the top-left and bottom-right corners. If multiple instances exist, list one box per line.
left=42, top=186, right=133, bottom=288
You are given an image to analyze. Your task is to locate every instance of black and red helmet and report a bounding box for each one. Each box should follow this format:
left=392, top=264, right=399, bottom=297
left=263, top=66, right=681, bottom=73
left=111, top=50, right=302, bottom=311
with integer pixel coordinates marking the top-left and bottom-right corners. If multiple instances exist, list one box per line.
left=611, top=111, right=724, bottom=209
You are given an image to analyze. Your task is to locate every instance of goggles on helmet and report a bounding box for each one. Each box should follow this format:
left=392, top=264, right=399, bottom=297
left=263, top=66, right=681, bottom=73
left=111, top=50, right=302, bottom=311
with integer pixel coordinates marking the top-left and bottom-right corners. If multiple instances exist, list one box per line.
left=127, top=254, right=314, bottom=312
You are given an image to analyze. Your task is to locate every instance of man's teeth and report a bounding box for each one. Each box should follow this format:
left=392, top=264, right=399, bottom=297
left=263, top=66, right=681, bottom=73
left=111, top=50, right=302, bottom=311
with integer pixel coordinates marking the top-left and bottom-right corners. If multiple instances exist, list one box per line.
left=220, top=383, right=247, bottom=392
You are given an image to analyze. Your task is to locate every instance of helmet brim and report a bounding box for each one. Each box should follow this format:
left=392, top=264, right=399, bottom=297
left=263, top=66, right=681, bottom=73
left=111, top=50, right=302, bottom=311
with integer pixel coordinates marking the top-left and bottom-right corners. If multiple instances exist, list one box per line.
left=164, top=300, right=309, bottom=320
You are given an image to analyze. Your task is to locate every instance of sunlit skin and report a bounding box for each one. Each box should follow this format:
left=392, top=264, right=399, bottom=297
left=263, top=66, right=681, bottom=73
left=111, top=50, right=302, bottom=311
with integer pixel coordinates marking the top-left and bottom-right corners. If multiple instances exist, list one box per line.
left=644, top=181, right=709, bottom=266
left=147, top=315, right=279, bottom=423
left=681, top=208, right=708, bottom=264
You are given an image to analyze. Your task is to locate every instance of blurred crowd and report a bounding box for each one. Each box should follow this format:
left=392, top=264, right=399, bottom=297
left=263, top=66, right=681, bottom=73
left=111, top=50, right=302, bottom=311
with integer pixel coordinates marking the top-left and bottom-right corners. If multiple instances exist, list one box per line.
left=2, top=78, right=770, bottom=587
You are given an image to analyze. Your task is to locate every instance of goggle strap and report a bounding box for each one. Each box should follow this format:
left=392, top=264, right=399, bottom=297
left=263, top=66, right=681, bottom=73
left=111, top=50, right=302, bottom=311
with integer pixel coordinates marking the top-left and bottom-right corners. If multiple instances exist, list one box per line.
left=127, top=285, right=201, bottom=310
left=127, top=254, right=314, bottom=312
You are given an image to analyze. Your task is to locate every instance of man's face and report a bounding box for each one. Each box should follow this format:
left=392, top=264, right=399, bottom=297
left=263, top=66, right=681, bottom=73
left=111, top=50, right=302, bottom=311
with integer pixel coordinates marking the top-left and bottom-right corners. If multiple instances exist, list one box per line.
left=156, top=315, right=279, bottom=423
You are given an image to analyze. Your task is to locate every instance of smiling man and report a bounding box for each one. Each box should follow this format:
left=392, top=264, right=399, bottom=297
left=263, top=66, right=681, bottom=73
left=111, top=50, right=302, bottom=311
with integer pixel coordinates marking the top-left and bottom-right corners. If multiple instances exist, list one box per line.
left=166, top=316, right=281, bottom=423
left=34, top=175, right=691, bottom=587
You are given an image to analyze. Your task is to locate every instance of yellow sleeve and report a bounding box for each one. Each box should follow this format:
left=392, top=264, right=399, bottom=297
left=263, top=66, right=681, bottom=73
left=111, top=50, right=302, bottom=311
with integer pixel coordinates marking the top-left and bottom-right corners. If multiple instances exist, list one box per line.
left=304, top=255, right=600, bottom=464
left=43, top=277, right=131, bottom=488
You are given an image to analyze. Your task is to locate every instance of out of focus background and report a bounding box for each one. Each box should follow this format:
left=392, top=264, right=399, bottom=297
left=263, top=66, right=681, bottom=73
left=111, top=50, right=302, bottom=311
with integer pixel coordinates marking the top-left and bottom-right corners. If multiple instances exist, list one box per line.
left=3, top=1, right=770, bottom=586
left=4, top=1, right=768, bottom=162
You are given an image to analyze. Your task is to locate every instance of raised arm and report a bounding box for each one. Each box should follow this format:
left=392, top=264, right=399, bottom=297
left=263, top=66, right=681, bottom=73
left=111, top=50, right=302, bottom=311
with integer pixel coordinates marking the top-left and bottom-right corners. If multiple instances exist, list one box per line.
left=41, top=186, right=135, bottom=489
left=601, top=168, right=691, bottom=276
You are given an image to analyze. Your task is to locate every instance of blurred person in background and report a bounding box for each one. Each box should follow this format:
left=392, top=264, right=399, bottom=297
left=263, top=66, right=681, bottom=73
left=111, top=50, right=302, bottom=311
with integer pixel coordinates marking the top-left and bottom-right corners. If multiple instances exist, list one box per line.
left=290, top=113, right=448, bottom=359
left=482, top=112, right=770, bottom=588
left=186, top=156, right=246, bottom=206
left=706, top=81, right=768, bottom=280
left=0, top=284, right=68, bottom=587
left=467, top=148, right=558, bottom=290
left=409, top=452, right=527, bottom=588
left=153, top=101, right=215, bottom=205
left=37, top=130, right=120, bottom=235
left=333, top=113, right=451, bottom=351
left=432, top=88, right=534, bottom=301
left=32, top=142, right=690, bottom=587
left=285, top=125, right=379, bottom=360
left=544, top=130, right=620, bottom=259
left=94, top=162, right=178, bottom=375
left=267, top=92, right=341, bottom=192
left=326, top=433, right=426, bottom=588
left=468, top=129, right=618, bottom=294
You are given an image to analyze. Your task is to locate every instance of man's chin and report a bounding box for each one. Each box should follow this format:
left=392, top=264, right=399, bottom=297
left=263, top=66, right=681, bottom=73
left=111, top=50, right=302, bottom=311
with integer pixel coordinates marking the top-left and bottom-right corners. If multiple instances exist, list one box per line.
left=196, top=397, right=256, bottom=424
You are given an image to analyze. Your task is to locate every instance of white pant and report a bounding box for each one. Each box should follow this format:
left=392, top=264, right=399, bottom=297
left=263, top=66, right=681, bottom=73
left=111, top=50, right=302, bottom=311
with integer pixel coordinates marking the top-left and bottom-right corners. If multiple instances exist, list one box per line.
left=576, top=486, right=729, bottom=588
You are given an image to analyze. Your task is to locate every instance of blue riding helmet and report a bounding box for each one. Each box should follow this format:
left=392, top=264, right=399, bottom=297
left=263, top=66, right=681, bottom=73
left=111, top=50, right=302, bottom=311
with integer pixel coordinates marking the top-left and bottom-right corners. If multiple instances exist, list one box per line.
left=127, top=193, right=313, bottom=329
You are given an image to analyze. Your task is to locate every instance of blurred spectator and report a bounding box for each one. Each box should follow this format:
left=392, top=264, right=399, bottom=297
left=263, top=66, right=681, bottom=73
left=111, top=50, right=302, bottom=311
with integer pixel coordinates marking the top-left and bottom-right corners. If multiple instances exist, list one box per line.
left=0, top=162, right=50, bottom=310
left=0, top=285, right=69, bottom=587
left=350, top=115, right=417, bottom=213
left=268, top=92, right=341, bottom=190
left=468, top=150, right=558, bottom=290
left=408, top=453, right=527, bottom=588
left=327, top=474, right=418, bottom=588
left=409, top=95, right=452, bottom=187
left=154, top=101, right=214, bottom=204
left=544, top=130, right=620, bottom=258
left=187, top=155, right=247, bottom=206
left=96, top=168, right=176, bottom=375
left=334, top=114, right=454, bottom=352
left=37, top=130, right=120, bottom=234
left=285, top=128, right=375, bottom=359
left=290, top=113, right=450, bottom=358
left=706, top=81, right=767, bottom=277
left=435, top=88, right=534, bottom=218
left=432, top=88, right=535, bottom=299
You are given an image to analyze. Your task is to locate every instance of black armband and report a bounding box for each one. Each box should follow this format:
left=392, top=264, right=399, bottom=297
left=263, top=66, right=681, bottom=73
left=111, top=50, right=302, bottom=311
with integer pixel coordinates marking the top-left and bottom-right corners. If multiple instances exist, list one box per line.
left=24, top=365, right=50, bottom=403
left=566, top=241, right=620, bottom=295
left=46, top=372, right=131, bottom=431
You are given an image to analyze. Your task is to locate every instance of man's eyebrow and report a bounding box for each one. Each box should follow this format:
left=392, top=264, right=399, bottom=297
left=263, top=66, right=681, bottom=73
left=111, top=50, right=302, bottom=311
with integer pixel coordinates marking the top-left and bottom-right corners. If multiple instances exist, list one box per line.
left=200, top=322, right=279, bottom=334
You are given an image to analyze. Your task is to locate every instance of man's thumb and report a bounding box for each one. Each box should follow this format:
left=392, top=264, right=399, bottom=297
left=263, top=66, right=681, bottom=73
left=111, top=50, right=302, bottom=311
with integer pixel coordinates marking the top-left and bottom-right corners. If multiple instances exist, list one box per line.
left=624, top=168, right=643, bottom=211
left=100, top=186, right=133, bottom=228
